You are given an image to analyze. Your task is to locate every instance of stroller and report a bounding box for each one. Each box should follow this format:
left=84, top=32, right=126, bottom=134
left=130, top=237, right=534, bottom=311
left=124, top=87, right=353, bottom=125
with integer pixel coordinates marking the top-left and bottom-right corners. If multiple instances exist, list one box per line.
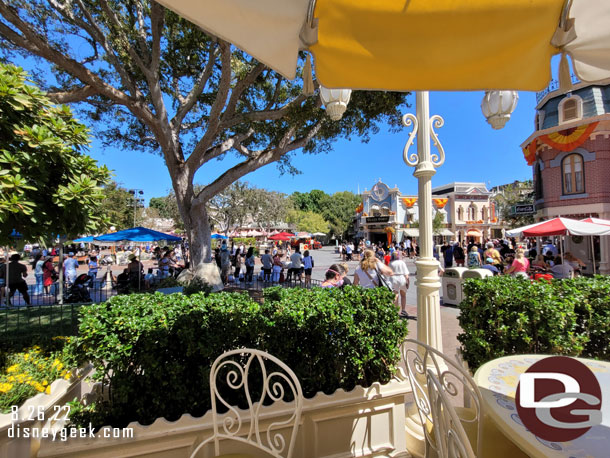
left=64, top=273, right=92, bottom=303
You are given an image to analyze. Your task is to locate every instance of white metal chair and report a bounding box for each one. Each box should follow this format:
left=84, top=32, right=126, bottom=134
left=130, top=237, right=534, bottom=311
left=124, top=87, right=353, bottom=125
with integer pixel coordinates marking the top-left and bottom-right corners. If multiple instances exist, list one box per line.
left=426, top=369, right=476, bottom=458
left=189, top=349, right=303, bottom=458
left=402, top=339, right=527, bottom=458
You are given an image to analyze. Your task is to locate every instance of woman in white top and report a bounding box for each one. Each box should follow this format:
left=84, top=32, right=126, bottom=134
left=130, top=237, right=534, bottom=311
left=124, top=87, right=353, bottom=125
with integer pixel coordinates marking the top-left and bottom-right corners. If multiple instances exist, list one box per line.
left=389, top=251, right=410, bottom=318
left=353, top=249, right=393, bottom=289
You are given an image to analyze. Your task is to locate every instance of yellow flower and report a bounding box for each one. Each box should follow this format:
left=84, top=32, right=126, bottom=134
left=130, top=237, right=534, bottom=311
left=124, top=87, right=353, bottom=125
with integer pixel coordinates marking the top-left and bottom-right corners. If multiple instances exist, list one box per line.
left=24, top=354, right=30, bottom=361
left=7, top=376, right=15, bottom=382
left=63, top=373, right=71, bottom=380
left=42, top=380, right=48, bottom=386
left=33, top=382, right=45, bottom=392
left=0, top=383, right=13, bottom=393
left=45, top=386, right=51, bottom=395
left=52, top=359, right=61, bottom=368
left=6, top=364, right=19, bottom=373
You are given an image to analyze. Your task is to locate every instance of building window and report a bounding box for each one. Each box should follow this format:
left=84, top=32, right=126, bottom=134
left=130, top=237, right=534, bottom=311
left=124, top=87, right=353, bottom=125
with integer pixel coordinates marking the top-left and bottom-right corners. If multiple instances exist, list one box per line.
left=536, top=110, right=545, bottom=130
left=482, top=206, right=488, bottom=221
left=468, top=203, right=477, bottom=221
left=457, top=206, right=463, bottom=221
left=562, top=153, right=584, bottom=194
left=558, top=96, right=583, bottom=124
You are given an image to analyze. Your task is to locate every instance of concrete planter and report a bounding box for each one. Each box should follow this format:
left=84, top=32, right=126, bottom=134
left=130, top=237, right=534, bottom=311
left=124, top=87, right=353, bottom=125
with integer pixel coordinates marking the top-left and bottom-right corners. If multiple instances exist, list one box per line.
left=38, top=373, right=412, bottom=458
left=0, top=364, right=94, bottom=458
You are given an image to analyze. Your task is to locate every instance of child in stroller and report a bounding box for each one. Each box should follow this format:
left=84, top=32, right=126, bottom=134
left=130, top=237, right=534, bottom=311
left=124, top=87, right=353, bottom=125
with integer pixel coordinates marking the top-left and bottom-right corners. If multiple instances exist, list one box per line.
left=64, top=273, right=92, bottom=303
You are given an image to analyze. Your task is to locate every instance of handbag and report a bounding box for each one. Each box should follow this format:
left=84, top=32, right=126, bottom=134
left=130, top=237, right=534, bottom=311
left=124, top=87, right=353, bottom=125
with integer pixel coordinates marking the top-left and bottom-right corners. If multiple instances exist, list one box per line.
left=375, top=268, right=393, bottom=291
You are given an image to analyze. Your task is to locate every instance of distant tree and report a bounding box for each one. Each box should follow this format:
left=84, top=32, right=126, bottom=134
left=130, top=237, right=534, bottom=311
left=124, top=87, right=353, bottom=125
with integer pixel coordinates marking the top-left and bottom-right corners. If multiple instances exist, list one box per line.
left=100, top=181, right=133, bottom=230
left=0, top=64, right=110, bottom=245
left=290, top=190, right=330, bottom=214
left=412, top=212, right=445, bottom=235
left=207, top=181, right=258, bottom=234
left=149, top=196, right=173, bottom=220
left=287, top=210, right=329, bottom=234
left=0, top=1, right=408, bottom=268
left=493, top=180, right=535, bottom=228
left=321, top=191, right=361, bottom=238
left=251, top=189, right=289, bottom=234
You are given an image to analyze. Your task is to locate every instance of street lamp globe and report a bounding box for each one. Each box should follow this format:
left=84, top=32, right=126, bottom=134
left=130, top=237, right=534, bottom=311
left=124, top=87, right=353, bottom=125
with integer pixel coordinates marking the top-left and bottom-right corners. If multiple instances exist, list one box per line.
left=481, top=90, right=518, bottom=130
left=319, top=86, right=352, bottom=121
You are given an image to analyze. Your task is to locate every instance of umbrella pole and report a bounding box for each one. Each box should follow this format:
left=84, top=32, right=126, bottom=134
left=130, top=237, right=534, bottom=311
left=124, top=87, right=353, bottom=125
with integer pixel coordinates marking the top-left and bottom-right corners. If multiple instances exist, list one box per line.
left=591, top=236, right=597, bottom=275
left=58, top=241, right=64, bottom=305
left=560, top=236, right=564, bottom=264
left=4, top=246, right=9, bottom=308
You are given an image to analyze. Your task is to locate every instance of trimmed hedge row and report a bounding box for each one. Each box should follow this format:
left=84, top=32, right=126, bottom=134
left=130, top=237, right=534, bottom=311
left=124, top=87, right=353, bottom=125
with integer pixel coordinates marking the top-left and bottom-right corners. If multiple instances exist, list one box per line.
left=68, top=286, right=407, bottom=428
left=458, top=276, right=610, bottom=370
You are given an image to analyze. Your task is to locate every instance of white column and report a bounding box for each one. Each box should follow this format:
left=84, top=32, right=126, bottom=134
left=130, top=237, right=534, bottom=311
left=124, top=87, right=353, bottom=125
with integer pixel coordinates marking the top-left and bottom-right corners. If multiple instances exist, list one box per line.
left=402, top=91, right=444, bottom=353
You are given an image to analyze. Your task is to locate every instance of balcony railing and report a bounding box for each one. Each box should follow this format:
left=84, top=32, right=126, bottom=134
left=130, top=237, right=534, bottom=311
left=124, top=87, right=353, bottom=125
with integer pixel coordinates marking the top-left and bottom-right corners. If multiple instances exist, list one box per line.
left=536, top=75, right=581, bottom=104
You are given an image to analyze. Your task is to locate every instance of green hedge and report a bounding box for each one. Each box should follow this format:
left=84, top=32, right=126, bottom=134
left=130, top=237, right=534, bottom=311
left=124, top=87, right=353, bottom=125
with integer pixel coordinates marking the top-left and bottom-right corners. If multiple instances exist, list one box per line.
left=67, top=286, right=407, bottom=428
left=458, top=276, right=610, bottom=370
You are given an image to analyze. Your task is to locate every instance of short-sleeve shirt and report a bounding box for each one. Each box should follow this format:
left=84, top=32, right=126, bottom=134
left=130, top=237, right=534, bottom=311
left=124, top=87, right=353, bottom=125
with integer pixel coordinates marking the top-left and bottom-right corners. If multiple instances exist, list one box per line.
left=303, top=256, right=313, bottom=269
left=1, top=261, right=27, bottom=284
left=64, top=257, right=79, bottom=272
left=290, top=253, right=303, bottom=269
left=261, top=254, right=273, bottom=269
left=390, top=260, right=408, bottom=276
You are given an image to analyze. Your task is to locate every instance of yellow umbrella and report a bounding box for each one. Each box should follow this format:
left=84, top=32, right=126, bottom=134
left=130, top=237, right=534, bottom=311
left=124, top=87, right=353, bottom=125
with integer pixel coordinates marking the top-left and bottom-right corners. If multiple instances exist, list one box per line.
left=156, top=0, right=610, bottom=90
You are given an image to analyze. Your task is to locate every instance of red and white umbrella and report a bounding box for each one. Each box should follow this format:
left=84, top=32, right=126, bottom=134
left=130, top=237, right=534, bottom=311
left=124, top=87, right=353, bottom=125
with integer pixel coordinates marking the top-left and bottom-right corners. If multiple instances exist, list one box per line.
left=506, top=217, right=610, bottom=237
left=581, top=217, right=610, bottom=227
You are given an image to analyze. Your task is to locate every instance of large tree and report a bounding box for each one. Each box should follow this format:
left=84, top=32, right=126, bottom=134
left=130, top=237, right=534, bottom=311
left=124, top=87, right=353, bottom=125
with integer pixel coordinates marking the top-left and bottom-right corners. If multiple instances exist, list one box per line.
left=493, top=180, right=535, bottom=229
left=0, top=63, right=110, bottom=245
left=0, top=0, right=408, bottom=266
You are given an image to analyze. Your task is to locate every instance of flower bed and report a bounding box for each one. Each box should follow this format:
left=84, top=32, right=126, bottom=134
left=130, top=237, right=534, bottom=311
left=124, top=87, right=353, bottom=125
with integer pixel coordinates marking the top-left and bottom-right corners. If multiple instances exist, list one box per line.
left=67, top=286, right=408, bottom=429
left=458, top=275, right=610, bottom=370
left=0, top=341, right=72, bottom=414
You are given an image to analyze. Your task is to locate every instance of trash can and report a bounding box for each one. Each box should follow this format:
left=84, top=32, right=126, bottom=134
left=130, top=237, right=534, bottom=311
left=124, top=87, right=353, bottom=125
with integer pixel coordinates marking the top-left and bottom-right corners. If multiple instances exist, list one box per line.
left=462, top=268, right=493, bottom=280
left=442, top=267, right=468, bottom=306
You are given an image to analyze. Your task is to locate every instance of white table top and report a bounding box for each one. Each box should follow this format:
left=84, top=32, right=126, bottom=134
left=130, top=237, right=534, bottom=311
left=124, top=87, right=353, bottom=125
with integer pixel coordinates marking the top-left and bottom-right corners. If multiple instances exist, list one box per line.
left=474, top=354, right=610, bottom=458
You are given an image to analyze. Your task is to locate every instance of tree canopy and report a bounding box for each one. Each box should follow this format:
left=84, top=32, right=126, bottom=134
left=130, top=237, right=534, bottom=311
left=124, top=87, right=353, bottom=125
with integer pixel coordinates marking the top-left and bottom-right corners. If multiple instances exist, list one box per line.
left=493, top=180, right=535, bottom=228
left=0, top=0, right=408, bottom=264
left=0, top=63, right=110, bottom=245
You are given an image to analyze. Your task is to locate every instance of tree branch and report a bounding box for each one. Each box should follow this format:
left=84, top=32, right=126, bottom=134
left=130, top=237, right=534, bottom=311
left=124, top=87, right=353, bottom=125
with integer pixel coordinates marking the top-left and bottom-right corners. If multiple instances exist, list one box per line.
left=47, top=85, right=98, bottom=103
left=194, top=121, right=323, bottom=205
left=171, top=44, right=218, bottom=130
left=222, top=62, right=265, bottom=120
left=149, top=1, right=164, bottom=75
left=185, top=41, right=232, bottom=174
left=225, top=93, right=308, bottom=128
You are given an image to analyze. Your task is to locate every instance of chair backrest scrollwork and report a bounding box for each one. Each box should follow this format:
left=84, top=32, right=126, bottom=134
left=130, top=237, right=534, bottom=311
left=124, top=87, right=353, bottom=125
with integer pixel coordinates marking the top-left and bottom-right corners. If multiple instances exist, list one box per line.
left=401, top=339, right=482, bottom=457
left=427, top=369, right=477, bottom=458
left=190, top=348, right=303, bottom=458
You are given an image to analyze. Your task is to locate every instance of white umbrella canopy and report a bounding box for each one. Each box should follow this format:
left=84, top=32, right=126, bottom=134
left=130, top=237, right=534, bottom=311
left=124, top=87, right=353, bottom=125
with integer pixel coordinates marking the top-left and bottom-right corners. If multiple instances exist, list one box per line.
left=155, top=0, right=610, bottom=91
left=312, top=232, right=326, bottom=236
left=581, top=217, right=610, bottom=227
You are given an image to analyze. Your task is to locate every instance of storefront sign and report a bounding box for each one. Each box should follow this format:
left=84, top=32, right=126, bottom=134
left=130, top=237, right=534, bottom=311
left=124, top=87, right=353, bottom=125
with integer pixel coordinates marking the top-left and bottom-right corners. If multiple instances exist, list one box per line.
left=513, top=204, right=535, bottom=215
left=366, top=216, right=390, bottom=223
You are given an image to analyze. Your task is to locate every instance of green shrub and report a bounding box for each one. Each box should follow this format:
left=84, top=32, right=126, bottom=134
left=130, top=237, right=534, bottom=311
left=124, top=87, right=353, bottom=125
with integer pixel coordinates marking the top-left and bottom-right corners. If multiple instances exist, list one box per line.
left=154, top=277, right=180, bottom=289
left=181, top=277, right=213, bottom=296
left=458, top=275, right=610, bottom=370
left=67, top=286, right=407, bottom=428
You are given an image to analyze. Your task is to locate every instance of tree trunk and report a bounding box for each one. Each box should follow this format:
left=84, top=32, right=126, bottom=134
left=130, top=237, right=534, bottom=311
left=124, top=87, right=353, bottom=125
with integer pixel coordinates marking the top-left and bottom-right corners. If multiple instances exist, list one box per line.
left=188, top=201, right=212, bottom=266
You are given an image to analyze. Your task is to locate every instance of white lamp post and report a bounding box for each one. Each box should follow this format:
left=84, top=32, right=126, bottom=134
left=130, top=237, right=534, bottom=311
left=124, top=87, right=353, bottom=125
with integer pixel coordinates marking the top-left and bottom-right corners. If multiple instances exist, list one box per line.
left=402, top=91, right=517, bottom=355
left=481, top=90, right=519, bottom=130
left=319, top=86, right=352, bottom=121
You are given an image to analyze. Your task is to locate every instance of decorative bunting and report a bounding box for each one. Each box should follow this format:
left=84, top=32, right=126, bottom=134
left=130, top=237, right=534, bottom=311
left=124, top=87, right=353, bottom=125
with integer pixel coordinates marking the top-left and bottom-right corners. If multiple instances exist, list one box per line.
left=539, top=122, right=598, bottom=152
left=522, top=140, right=538, bottom=165
left=402, top=197, right=417, bottom=207
left=432, top=198, right=448, bottom=209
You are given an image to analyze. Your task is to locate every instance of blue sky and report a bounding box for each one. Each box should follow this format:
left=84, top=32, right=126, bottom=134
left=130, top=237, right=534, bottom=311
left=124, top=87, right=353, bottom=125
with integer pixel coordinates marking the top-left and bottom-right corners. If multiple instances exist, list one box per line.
left=88, top=89, right=537, bottom=203
left=13, top=51, right=542, bottom=204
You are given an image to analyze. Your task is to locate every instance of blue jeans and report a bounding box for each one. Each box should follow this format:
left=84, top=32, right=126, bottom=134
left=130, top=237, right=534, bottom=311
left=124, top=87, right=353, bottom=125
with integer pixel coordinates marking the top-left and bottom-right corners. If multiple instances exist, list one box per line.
left=35, top=273, right=44, bottom=294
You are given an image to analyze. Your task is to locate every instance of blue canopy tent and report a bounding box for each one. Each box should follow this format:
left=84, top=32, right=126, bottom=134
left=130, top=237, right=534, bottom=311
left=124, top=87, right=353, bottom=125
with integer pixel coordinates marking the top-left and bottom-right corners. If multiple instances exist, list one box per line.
left=72, top=236, right=94, bottom=243
left=94, top=227, right=181, bottom=244
left=211, top=233, right=228, bottom=239
left=94, top=227, right=182, bottom=290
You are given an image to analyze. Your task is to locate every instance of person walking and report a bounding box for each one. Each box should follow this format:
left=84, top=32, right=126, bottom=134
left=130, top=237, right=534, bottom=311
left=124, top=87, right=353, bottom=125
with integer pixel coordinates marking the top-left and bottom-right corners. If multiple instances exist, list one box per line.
left=443, top=242, right=454, bottom=269
left=353, top=249, right=393, bottom=288
left=453, top=242, right=465, bottom=266
left=289, top=248, right=303, bottom=282
left=272, top=251, right=283, bottom=284
left=220, top=244, right=231, bottom=285
left=244, top=247, right=255, bottom=284
left=42, top=256, right=57, bottom=295
left=260, top=249, right=273, bottom=283
left=88, top=255, right=99, bottom=286
left=233, top=251, right=243, bottom=283
left=0, top=254, right=31, bottom=306
left=32, top=253, right=45, bottom=295
left=302, top=250, right=314, bottom=287
left=389, top=251, right=410, bottom=318
left=64, top=252, right=79, bottom=285
left=467, top=246, right=482, bottom=268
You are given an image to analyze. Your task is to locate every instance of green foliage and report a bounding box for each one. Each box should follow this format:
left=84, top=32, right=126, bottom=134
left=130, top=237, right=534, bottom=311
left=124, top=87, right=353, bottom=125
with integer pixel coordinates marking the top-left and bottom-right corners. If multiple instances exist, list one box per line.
left=1, top=342, right=73, bottom=413
left=67, top=286, right=407, bottom=428
left=290, top=190, right=360, bottom=238
left=458, top=276, right=610, bottom=370
left=181, top=277, right=212, bottom=296
left=154, top=277, right=180, bottom=289
left=492, top=180, right=535, bottom=228
left=286, top=209, right=329, bottom=233
left=411, top=211, right=445, bottom=234
left=0, top=64, right=111, bottom=244
left=100, top=181, right=134, bottom=230
left=230, top=237, right=257, bottom=246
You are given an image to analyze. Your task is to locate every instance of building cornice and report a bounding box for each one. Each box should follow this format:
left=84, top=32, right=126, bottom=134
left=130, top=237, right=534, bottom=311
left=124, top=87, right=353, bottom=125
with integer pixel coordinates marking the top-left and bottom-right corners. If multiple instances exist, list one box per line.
left=520, top=114, right=610, bottom=149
